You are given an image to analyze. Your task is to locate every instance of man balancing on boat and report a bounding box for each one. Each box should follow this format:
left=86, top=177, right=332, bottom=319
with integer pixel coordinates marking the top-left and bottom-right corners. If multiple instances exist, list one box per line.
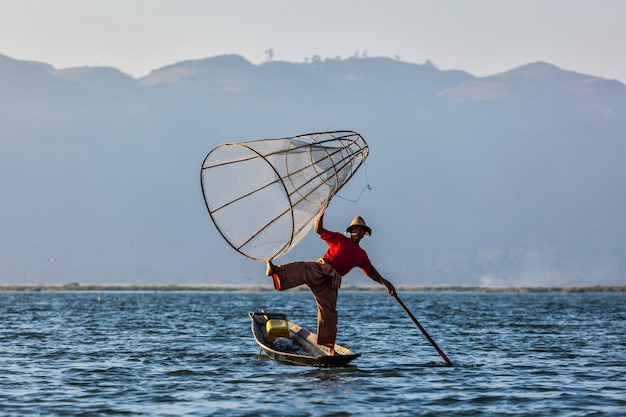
left=266, top=208, right=396, bottom=356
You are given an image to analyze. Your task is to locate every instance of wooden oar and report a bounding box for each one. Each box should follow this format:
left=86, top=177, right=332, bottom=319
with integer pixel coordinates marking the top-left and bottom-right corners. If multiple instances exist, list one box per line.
left=393, top=293, right=453, bottom=366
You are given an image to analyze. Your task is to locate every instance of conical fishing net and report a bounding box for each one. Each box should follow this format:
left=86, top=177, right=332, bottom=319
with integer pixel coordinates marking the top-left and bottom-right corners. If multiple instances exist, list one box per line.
left=200, top=131, right=369, bottom=261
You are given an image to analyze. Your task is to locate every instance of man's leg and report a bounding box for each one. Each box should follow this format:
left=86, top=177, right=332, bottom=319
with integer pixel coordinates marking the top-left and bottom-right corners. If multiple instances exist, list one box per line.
left=268, top=261, right=313, bottom=291
left=308, top=273, right=339, bottom=349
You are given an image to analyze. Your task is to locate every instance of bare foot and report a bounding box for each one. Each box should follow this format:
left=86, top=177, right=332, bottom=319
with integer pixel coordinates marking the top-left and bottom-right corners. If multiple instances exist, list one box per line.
left=326, top=346, right=339, bottom=356
left=266, top=259, right=275, bottom=276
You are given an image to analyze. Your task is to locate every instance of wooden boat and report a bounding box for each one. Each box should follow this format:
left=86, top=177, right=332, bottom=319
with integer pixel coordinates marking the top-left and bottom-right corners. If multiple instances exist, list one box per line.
left=249, top=311, right=360, bottom=366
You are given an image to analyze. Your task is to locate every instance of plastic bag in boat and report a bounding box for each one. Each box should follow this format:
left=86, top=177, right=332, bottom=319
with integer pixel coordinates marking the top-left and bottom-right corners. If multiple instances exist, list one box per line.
left=271, top=337, right=298, bottom=353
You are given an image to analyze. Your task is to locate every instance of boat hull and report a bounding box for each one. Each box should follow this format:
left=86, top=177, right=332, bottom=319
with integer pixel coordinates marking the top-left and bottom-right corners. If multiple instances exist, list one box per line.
left=249, top=311, right=360, bottom=367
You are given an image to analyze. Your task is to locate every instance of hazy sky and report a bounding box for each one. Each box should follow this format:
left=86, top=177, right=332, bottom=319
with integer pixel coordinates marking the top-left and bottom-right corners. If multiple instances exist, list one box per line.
left=1, top=0, right=625, bottom=83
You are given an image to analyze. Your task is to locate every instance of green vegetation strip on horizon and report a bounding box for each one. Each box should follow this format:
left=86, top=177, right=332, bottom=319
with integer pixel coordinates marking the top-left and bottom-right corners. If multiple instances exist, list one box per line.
left=1, top=285, right=624, bottom=293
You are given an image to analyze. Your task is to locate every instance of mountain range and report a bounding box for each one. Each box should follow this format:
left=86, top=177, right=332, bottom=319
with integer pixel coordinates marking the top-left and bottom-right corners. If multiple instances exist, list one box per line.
left=1, top=53, right=625, bottom=286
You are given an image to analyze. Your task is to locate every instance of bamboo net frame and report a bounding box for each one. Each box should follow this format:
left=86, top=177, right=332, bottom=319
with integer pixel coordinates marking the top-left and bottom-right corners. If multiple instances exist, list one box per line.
left=200, top=131, right=369, bottom=260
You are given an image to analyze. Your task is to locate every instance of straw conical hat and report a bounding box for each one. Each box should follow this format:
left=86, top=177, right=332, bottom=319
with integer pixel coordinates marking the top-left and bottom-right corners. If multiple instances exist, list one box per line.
left=346, top=216, right=371, bottom=236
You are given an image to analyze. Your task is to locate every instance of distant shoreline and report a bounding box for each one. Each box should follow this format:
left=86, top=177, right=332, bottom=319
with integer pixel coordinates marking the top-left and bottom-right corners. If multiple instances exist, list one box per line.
left=0, top=284, right=624, bottom=293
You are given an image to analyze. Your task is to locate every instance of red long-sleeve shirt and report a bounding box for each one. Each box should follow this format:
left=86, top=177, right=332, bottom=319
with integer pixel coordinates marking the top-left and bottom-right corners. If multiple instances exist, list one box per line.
left=319, top=230, right=373, bottom=276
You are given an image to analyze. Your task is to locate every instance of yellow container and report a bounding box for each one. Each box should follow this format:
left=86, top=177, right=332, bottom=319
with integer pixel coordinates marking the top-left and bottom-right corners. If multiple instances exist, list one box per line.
left=266, top=319, right=290, bottom=343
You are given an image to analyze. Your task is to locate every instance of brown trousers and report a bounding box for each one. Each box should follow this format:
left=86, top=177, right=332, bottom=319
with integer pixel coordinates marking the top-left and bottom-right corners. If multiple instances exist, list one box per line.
left=272, top=260, right=342, bottom=347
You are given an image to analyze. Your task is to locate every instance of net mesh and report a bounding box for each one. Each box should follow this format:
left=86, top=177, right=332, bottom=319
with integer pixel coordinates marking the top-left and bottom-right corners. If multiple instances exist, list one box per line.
left=200, top=131, right=369, bottom=260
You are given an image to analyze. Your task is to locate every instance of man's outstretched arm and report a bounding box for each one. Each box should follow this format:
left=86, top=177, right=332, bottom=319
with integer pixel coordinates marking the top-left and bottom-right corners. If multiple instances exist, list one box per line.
left=367, top=266, right=396, bottom=296
left=314, top=210, right=325, bottom=235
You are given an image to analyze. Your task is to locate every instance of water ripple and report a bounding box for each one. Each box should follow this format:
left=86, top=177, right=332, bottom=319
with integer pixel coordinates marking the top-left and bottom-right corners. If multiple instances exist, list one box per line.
left=0, top=291, right=624, bottom=416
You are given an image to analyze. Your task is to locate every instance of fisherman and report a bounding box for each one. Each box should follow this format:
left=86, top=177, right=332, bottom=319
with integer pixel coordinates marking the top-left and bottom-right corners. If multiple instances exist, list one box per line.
left=266, top=209, right=396, bottom=355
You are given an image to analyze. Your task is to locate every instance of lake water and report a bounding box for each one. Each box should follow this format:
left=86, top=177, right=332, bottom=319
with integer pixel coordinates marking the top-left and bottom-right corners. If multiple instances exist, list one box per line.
left=0, top=290, right=624, bottom=416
